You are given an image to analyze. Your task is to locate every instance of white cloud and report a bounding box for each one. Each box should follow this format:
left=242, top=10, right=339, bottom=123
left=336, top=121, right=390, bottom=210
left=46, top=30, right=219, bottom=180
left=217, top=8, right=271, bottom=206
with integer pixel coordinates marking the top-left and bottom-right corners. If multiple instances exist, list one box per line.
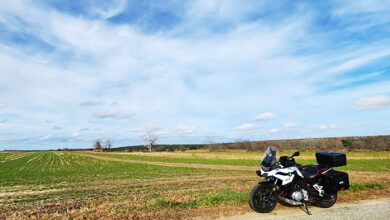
left=329, top=49, right=390, bottom=73
left=1, top=1, right=390, bottom=149
left=270, top=128, right=280, bottom=133
left=355, top=95, right=390, bottom=110
left=172, top=124, right=196, bottom=135
left=252, top=112, right=277, bottom=121
left=333, top=0, right=390, bottom=15
left=80, top=100, right=103, bottom=106
left=72, top=132, right=80, bottom=137
left=90, top=0, right=127, bottom=19
left=235, top=124, right=260, bottom=131
left=318, top=124, right=338, bottom=130
left=92, top=111, right=134, bottom=120
left=284, top=122, right=298, bottom=128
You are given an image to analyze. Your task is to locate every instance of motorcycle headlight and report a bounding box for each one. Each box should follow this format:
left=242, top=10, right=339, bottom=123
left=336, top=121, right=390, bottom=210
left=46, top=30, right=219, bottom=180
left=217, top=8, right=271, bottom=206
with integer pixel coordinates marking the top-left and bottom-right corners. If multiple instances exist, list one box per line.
left=261, top=164, right=272, bottom=172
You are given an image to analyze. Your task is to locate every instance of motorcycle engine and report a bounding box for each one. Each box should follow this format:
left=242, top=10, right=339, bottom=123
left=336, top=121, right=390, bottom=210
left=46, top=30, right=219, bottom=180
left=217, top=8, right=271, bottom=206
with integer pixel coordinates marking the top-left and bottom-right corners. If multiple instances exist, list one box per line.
left=291, top=191, right=303, bottom=201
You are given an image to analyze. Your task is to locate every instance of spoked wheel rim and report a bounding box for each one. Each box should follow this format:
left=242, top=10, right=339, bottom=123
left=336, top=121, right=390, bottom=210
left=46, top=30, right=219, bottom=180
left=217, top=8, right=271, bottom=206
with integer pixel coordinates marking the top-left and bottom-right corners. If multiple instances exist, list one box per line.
left=253, top=186, right=276, bottom=210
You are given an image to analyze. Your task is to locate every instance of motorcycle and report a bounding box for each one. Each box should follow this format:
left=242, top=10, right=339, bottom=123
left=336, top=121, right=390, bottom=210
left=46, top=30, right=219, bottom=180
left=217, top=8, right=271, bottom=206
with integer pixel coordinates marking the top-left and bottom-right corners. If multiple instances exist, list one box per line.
left=249, top=146, right=349, bottom=215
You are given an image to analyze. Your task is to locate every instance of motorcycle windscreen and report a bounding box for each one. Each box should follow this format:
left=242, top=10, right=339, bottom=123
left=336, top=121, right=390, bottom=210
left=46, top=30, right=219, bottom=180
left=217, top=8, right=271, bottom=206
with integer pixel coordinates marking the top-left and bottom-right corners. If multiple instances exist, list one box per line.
left=261, top=146, right=278, bottom=171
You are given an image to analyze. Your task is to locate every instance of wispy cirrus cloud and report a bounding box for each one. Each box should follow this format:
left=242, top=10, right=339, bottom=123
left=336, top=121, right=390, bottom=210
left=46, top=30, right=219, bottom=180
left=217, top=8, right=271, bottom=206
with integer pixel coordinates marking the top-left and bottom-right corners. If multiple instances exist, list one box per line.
left=0, top=0, right=389, bottom=150
left=355, top=95, right=390, bottom=110
left=318, top=124, right=338, bottom=130
left=80, top=100, right=104, bottom=106
left=284, top=122, right=298, bottom=128
left=92, top=111, right=134, bottom=120
left=252, top=113, right=277, bottom=121
left=235, top=124, right=260, bottom=131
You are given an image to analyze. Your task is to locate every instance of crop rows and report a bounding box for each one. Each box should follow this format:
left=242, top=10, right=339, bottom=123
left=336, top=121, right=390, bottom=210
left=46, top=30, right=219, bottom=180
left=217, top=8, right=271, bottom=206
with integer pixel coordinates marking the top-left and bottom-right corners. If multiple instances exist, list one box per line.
left=83, top=151, right=390, bottom=172
left=0, top=151, right=389, bottom=219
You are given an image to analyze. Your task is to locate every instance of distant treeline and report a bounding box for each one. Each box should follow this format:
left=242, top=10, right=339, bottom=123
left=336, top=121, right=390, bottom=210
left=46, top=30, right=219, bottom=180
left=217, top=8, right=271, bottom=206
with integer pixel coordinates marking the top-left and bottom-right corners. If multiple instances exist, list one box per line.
left=207, top=135, right=390, bottom=151
left=114, top=144, right=205, bottom=152
left=5, top=135, right=387, bottom=152
left=113, top=135, right=389, bottom=152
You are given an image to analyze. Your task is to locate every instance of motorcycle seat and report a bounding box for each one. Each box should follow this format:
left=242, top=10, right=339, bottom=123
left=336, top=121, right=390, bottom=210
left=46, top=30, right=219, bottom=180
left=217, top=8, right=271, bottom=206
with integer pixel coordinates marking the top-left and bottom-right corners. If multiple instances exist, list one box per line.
left=300, top=165, right=319, bottom=179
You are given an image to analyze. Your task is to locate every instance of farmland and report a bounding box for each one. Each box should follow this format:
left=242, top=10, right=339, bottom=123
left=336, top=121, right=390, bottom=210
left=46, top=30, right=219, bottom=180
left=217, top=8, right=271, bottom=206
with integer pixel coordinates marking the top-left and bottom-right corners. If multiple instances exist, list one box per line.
left=1, top=151, right=390, bottom=219
left=82, top=151, right=390, bottom=172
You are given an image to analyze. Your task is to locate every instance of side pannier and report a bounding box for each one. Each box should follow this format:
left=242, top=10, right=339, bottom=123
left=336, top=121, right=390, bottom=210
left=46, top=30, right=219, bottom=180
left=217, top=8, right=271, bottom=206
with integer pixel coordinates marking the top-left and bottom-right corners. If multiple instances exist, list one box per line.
left=323, top=170, right=350, bottom=194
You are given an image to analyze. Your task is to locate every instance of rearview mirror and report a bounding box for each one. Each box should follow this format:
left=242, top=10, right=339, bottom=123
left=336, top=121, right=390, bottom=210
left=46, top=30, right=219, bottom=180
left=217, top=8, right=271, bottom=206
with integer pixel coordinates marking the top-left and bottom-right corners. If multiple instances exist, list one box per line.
left=292, top=151, right=300, bottom=157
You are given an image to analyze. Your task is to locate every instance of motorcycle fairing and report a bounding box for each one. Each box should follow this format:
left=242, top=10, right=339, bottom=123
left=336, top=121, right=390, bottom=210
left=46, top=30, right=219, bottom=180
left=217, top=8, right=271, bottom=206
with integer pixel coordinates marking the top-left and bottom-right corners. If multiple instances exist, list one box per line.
left=261, top=167, right=304, bottom=185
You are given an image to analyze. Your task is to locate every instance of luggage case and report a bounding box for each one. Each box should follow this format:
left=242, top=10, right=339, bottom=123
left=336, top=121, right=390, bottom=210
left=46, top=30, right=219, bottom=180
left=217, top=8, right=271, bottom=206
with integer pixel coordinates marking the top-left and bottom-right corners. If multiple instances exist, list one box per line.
left=323, top=170, right=350, bottom=193
left=316, top=151, right=347, bottom=167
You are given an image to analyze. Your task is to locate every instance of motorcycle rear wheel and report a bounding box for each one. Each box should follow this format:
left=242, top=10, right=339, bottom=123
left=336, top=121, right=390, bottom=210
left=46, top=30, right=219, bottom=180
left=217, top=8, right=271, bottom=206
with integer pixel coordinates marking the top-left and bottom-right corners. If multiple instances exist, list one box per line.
left=249, top=183, right=277, bottom=213
left=316, top=193, right=337, bottom=208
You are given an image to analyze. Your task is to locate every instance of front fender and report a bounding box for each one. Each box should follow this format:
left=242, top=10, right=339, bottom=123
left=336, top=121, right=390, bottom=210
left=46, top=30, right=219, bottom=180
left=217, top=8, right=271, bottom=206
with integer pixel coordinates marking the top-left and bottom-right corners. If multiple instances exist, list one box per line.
left=257, top=181, right=274, bottom=188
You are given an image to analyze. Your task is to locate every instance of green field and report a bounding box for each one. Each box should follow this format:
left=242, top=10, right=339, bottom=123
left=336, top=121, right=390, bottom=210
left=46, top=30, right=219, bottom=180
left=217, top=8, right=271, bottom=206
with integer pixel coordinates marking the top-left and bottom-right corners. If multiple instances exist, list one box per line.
left=83, top=151, right=390, bottom=172
left=0, top=152, right=231, bottom=186
left=0, top=151, right=389, bottom=219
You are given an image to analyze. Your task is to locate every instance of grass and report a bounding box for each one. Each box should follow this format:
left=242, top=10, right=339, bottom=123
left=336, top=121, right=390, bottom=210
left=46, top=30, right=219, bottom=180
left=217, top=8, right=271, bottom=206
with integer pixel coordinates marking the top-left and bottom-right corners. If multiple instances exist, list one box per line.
left=0, top=152, right=240, bottom=187
left=0, top=151, right=389, bottom=219
left=339, top=182, right=388, bottom=194
left=148, top=189, right=249, bottom=210
left=83, top=151, right=390, bottom=172
left=148, top=182, right=389, bottom=211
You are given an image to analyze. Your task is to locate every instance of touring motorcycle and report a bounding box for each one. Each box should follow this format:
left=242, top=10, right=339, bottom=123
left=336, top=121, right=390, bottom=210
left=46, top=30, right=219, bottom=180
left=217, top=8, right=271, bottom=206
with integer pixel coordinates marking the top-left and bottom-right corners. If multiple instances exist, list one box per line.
left=249, top=146, right=349, bottom=215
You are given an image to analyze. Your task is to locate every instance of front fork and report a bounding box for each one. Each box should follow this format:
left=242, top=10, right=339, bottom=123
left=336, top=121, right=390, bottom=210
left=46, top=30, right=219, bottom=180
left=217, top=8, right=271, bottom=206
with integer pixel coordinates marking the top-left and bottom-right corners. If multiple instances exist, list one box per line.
left=268, top=179, right=278, bottom=200
left=257, top=170, right=278, bottom=201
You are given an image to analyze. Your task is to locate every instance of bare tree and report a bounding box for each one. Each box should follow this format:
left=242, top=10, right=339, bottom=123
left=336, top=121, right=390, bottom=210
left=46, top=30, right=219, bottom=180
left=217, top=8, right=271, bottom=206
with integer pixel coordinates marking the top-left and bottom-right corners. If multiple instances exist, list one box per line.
left=105, top=139, right=112, bottom=151
left=142, top=132, right=158, bottom=152
left=93, top=139, right=102, bottom=150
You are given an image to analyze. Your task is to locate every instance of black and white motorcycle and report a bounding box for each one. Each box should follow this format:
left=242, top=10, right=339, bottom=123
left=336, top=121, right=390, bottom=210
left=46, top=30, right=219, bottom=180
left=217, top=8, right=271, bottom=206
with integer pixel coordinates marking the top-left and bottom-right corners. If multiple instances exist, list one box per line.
left=250, top=146, right=349, bottom=215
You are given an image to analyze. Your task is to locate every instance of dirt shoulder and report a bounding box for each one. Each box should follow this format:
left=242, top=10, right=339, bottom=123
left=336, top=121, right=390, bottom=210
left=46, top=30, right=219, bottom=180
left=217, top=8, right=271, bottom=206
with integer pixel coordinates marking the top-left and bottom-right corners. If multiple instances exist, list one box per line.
left=216, top=197, right=390, bottom=220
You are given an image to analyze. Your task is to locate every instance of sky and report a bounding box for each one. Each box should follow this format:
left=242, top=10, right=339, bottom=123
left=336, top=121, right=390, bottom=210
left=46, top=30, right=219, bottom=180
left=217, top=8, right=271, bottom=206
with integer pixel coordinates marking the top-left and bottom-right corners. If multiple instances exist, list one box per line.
left=1, top=0, right=390, bottom=150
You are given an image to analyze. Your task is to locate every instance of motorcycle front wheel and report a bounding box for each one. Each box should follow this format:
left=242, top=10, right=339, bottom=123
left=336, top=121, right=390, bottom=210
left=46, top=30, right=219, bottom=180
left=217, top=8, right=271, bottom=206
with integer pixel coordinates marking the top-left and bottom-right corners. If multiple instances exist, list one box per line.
left=249, top=183, right=277, bottom=213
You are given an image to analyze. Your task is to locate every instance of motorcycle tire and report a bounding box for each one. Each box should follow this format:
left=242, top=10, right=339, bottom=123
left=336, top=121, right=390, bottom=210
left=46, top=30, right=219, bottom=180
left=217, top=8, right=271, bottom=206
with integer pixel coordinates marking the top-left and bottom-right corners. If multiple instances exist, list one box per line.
left=249, top=182, right=277, bottom=213
left=316, top=193, right=337, bottom=208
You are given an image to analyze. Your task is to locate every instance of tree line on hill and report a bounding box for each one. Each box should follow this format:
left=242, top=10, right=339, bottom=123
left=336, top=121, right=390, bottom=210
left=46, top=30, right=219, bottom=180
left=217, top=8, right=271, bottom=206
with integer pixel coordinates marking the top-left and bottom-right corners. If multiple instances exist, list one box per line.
left=206, top=135, right=390, bottom=151
left=103, top=135, right=389, bottom=152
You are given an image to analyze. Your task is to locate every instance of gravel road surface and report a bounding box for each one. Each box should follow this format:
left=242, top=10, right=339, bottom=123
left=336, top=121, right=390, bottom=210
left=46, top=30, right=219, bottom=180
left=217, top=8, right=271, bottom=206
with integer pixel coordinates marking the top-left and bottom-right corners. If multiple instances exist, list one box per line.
left=218, top=198, right=390, bottom=220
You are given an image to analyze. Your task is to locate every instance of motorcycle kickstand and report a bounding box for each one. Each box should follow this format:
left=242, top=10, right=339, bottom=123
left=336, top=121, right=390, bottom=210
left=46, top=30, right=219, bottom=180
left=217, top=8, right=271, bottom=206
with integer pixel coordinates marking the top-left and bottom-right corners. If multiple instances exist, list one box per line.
left=303, top=202, right=311, bottom=215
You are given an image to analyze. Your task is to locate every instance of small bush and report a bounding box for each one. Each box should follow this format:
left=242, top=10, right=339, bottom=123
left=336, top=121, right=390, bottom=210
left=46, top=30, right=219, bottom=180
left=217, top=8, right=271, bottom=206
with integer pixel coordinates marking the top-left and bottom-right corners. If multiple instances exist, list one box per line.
left=342, top=139, right=355, bottom=147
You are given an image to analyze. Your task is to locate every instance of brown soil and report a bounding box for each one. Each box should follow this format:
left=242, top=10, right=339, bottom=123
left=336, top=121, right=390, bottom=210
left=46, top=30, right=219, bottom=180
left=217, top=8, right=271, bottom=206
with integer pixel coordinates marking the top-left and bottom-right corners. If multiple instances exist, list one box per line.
left=2, top=152, right=389, bottom=219
left=0, top=174, right=253, bottom=198
left=73, top=152, right=390, bottom=183
left=3, top=188, right=389, bottom=220
left=71, top=152, right=257, bottom=170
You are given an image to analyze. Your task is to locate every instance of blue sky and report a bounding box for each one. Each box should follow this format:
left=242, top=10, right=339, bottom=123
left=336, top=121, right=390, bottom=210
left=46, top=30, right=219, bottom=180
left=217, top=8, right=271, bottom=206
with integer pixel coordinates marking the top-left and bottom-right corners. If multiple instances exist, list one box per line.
left=1, top=0, right=390, bottom=150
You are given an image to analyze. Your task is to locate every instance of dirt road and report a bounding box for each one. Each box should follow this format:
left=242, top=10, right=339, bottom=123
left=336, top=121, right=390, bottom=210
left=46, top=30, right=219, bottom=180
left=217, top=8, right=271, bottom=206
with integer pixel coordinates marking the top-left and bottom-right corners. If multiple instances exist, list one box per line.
left=217, top=198, right=390, bottom=220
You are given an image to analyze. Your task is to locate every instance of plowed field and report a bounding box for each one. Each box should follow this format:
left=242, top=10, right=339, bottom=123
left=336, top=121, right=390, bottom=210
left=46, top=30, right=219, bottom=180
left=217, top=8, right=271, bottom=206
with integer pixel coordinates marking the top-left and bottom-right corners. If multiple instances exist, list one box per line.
left=0, top=151, right=389, bottom=219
